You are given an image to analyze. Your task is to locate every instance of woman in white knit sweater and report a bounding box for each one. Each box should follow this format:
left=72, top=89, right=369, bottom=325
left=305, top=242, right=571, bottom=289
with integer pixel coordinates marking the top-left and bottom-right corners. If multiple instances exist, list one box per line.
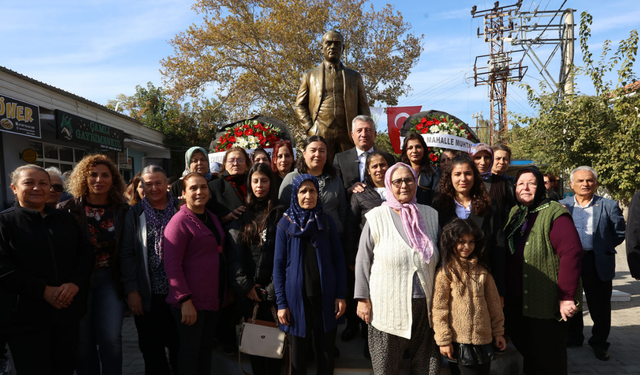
left=354, top=163, right=441, bottom=375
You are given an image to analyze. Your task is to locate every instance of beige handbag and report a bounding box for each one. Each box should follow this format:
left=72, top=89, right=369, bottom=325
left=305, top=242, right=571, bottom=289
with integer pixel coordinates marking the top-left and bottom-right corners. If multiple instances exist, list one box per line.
left=238, top=303, right=287, bottom=359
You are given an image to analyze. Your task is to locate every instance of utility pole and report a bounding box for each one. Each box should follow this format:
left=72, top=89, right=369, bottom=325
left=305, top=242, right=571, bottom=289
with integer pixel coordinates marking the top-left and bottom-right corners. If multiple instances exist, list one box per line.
left=472, top=111, right=487, bottom=144
left=472, top=111, right=483, bottom=137
left=471, top=1, right=527, bottom=145
left=561, top=9, right=575, bottom=96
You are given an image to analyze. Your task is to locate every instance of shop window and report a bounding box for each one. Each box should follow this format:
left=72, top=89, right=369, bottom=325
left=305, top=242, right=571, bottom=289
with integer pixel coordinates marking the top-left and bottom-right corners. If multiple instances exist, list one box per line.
left=28, top=141, right=88, bottom=171
left=28, top=141, right=43, bottom=158
left=44, top=162, right=61, bottom=170
left=44, top=144, right=58, bottom=159
left=75, top=149, right=86, bottom=162
left=59, top=147, right=74, bottom=162
left=60, top=164, right=74, bottom=173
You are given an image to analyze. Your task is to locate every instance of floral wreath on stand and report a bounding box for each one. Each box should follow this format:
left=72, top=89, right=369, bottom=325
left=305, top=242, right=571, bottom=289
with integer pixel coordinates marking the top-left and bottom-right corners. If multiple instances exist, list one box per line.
left=409, top=115, right=473, bottom=163
left=215, top=120, right=283, bottom=152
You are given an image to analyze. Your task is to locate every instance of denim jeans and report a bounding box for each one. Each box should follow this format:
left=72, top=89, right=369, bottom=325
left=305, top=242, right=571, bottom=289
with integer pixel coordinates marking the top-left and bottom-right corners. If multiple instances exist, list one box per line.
left=76, top=268, right=124, bottom=375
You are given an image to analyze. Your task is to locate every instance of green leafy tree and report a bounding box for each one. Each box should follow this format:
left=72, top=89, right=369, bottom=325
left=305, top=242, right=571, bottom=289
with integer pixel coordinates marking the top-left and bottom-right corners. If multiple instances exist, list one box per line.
left=508, top=12, right=639, bottom=202
left=107, top=82, right=228, bottom=175
left=160, top=0, right=423, bottom=136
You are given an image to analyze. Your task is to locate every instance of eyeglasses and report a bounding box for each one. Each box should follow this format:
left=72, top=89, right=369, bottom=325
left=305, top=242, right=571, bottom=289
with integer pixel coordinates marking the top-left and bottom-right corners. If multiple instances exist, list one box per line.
left=516, top=182, right=537, bottom=189
left=391, top=178, right=415, bottom=188
left=226, top=159, right=246, bottom=165
left=51, top=184, right=64, bottom=193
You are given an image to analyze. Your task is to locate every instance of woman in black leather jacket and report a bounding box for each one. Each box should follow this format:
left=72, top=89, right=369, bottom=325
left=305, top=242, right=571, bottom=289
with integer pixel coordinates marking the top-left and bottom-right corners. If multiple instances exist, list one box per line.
left=0, top=165, right=93, bottom=374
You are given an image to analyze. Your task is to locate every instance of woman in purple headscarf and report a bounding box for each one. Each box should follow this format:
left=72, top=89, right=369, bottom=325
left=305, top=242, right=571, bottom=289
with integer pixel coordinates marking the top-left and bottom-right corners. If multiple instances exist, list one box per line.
left=273, top=174, right=347, bottom=375
left=469, top=143, right=515, bottom=217
left=354, top=163, right=441, bottom=375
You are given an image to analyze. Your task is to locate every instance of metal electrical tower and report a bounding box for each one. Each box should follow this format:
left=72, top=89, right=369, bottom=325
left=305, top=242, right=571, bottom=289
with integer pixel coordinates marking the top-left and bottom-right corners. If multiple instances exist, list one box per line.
left=471, top=1, right=528, bottom=145
left=507, top=1, right=576, bottom=97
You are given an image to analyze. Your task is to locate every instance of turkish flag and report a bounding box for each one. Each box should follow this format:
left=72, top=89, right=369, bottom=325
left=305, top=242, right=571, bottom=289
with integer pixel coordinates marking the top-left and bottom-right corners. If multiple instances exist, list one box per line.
left=387, top=106, right=422, bottom=153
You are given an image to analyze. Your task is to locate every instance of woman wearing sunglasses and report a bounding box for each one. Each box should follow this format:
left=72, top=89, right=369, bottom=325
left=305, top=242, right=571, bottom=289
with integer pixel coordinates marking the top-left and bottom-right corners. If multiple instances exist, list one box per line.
left=45, top=166, right=66, bottom=208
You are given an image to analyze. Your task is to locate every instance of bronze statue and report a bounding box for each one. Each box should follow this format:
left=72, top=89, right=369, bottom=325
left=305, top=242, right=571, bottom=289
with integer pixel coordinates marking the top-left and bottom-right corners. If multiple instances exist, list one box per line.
left=295, top=30, right=371, bottom=159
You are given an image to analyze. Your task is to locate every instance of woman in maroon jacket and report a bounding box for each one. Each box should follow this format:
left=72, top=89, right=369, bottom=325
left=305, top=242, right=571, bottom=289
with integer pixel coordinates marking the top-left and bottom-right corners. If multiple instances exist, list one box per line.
left=164, top=172, right=225, bottom=375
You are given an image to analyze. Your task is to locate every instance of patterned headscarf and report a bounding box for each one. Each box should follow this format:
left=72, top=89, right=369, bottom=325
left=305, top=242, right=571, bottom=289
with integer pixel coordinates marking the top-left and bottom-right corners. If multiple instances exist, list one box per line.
left=468, top=143, right=493, bottom=181
left=283, top=174, right=325, bottom=236
left=382, top=163, right=435, bottom=263
left=183, top=146, right=212, bottom=180
left=141, top=192, right=176, bottom=268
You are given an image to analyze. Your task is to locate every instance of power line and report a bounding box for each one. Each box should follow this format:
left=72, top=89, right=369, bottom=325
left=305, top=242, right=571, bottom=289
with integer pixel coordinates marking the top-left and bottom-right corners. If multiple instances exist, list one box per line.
left=403, top=67, right=471, bottom=105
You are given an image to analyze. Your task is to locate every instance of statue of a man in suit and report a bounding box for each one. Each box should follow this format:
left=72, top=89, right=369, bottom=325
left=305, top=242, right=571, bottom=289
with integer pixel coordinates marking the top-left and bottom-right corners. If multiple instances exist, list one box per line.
left=295, top=30, right=371, bottom=159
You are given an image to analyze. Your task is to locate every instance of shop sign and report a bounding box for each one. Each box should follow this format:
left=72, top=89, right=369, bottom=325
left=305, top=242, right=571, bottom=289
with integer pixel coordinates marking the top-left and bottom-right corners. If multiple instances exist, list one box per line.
left=55, top=110, right=124, bottom=152
left=22, top=148, right=39, bottom=163
left=0, top=94, right=41, bottom=138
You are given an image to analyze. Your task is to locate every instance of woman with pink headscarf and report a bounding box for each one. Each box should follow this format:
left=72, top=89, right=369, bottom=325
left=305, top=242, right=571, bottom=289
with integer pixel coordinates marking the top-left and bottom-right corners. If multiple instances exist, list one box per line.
left=354, top=163, right=441, bottom=375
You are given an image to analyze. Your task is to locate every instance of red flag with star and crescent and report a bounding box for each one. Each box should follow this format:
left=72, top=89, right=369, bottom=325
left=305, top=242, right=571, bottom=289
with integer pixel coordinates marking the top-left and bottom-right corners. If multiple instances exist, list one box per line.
left=386, top=106, right=422, bottom=154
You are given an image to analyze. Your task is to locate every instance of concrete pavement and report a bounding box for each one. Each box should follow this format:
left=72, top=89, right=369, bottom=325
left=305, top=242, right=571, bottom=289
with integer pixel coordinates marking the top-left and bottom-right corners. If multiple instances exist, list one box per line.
left=120, top=243, right=640, bottom=374
left=6, top=243, right=637, bottom=374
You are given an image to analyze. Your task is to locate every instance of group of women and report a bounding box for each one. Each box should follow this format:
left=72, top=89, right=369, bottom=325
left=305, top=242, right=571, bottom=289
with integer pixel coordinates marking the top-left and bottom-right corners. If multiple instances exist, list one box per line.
left=0, top=132, right=582, bottom=375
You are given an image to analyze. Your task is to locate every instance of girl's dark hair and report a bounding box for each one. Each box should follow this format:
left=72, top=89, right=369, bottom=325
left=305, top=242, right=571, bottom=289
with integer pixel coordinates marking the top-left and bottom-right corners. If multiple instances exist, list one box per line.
left=127, top=172, right=144, bottom=206
left=240, top=163, right=281, bottom=247
left=363, top=150, right=396, bottom=187
left=251, top=148, right=271, bottom=164
left=434, top=153, right=491, bottom=217
left=401, top=133, right=435, bottom=175
left=439, top=218, right=489, bottom=289
left=244, top=163, right=277, bottom=209
left=297, top=135, right=336, bottom=176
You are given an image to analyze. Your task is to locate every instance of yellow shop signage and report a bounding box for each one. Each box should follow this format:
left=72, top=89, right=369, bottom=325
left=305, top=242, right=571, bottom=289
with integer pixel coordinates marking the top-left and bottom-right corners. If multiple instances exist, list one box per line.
left=0, top=94, right=41, bottom=138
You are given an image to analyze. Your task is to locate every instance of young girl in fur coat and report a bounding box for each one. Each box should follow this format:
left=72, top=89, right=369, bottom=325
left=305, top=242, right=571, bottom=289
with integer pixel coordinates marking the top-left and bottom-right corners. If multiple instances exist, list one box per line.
left=432, top=218, right=506, bottom=375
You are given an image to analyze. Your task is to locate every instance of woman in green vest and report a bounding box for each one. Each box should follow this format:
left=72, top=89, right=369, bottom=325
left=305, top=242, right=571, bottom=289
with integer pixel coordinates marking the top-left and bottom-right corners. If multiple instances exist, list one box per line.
left=504, top=168, right=583, bottom=375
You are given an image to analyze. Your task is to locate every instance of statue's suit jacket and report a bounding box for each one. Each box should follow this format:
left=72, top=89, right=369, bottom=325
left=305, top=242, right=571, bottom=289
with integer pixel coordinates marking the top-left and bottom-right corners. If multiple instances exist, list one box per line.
left=295, top=62, right=370, bottom=137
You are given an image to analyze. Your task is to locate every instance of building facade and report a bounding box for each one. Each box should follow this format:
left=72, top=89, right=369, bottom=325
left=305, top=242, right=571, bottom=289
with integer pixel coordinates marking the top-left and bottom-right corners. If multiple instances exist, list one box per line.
left=0, top=66, right=170, bottom=208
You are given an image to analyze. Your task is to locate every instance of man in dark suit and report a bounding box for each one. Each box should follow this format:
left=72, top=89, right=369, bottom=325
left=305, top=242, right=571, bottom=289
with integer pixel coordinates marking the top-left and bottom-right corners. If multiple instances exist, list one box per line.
left=560, top=166, right=625, bottom=361
left=333, top=115, right=376, bottom=196
left=626, top=192, right=640, bottom=280
left=331, top=115, right=375, bottom=349
left=295, top=30, right=371, bottom=161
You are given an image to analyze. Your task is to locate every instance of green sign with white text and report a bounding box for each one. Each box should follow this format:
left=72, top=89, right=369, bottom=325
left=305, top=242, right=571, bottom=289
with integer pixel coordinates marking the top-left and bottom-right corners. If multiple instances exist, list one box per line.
left=55, top=110, right=124, bottom=152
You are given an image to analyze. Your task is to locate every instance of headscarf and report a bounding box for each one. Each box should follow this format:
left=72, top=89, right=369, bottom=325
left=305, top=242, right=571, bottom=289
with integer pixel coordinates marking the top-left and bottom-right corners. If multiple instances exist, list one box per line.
left=468, top=143, right=493, bottom=181
left=283, top=174, right=325, bottom=237
left=505, top=168, right=551, bottom=254
left=140, top=192, right=176, bottom=268
left=183, top=146, right=212, bottom=180
left=382, top=163, right=435, bottom=263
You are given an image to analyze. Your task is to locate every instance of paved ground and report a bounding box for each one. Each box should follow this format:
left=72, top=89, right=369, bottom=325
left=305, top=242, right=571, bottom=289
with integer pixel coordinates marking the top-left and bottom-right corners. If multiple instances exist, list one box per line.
left=120, top=243, right=640, bottom=375
left=5, top=244, right=640, bottom=374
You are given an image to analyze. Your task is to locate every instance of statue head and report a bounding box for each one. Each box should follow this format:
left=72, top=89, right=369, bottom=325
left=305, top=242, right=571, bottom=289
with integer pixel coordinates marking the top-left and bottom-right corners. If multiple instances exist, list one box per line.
left=321, top=30, right=344, bottom=64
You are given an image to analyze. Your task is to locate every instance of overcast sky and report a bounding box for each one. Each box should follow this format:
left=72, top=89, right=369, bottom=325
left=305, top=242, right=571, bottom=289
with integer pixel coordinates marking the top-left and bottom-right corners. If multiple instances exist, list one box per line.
left=4, top=0, right=639, bottom=130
